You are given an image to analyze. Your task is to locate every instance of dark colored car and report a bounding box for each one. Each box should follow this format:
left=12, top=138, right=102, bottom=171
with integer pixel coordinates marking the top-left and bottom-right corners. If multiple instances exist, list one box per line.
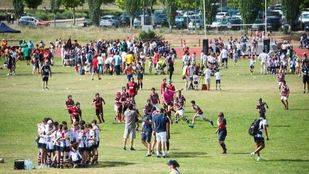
left=227, top=17, right=242, bottom=30
left=267, top=16, right=282, bottom=31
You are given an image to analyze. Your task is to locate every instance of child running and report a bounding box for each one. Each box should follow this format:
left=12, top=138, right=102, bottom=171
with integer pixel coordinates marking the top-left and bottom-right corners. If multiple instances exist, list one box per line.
left=92, top=93, right=106, bottom=123
left=189, top=100, right=214, bottom=128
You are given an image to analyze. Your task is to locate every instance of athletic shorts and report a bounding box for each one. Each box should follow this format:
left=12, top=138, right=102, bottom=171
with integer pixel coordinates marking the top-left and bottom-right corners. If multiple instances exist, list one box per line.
left=222, top=58, right=228, bottom=63
left=303, top=75, right=309, bottom=84
left=25, top=56, right=31, bottom=60
left=37, top=143, right=46, bottom=149
left=92, top=141, right=100, bottom=148
left=280, top=96, right=288, bottom=101
left=55, top=145, right=60, bottom=151
left=60, top=146, right=70, bottom=152
left=137, top=73, right=143, bottom=80
left=216, top=79, right=221, bottom=84
left=254, top=136, right=265, bottom=144
left=141, top=131, right=152, bottom=143
left=205, top=78, right=210, bottom=85
left=46, top=148, right=55, bottom=153
left=196, top=113, right=206, bottom=119
left=42, top=76, right=49, bottom=82
left=96, top=107, right=103, bottom=116
left=156, top=131, right=167, bottom=142
left=78, top=147, right=87, bottom=153
left=176, top=109, right=184, bottom=116
left=250, top=65, right=255, bottom=69
left=218, top=129, right=227, bottom=141
left=123, top=126, right=136, bottom=139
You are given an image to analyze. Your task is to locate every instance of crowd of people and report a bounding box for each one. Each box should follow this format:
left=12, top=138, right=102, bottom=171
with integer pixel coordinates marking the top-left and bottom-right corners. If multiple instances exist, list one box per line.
left=1, top=33, right=308, bottom=172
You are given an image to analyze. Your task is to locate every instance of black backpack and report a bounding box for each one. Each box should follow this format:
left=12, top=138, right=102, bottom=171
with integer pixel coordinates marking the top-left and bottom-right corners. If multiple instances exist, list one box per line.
left=248, top=119, right=261, bottom=136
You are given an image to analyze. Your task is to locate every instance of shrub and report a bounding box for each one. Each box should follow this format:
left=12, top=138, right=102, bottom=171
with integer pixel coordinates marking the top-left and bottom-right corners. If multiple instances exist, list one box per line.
left=138, top=30, right=163, bottom=42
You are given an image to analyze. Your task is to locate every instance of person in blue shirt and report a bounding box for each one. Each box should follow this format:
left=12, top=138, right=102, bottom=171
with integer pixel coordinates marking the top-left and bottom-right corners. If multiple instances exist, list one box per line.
left=141, top=114, right=153, bottom=157
left=153, top=108, right=170, bottom=158
left=113, top=52, right=122, bottom=75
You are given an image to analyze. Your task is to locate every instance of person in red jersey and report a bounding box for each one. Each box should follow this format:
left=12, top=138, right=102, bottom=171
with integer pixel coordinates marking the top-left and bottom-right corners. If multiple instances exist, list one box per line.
left=92, top=93, right=106, bottom=123
left=149, top=88, right=160, bottom=110
left=189, top=100, right=214, bottom=128
left=167, top=81, right=175, bottom=92
left=68, top=102, right=82, bottom=123
left=127, top=77, right=138, bottom=98
left=65, top=95, right=75, bottom=116
left=160, top=78, right=167, bottom=94
left=280, top=80, right=290, bottom=110
left=114, top=91, right=123, bottom=123
left=91, top=55, right=101, bottom=80
left=215, top=112, right=227, bottom=154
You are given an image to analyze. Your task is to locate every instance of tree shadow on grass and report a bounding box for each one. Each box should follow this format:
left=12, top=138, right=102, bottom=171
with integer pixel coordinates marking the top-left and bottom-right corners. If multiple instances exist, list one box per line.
left=266, top=159, right=309, bottom=162
left=170, top=151, right=208, bottom=158
left=289, top=108, right=309, bottom=111
left=89, top=161, right=135, bottom=168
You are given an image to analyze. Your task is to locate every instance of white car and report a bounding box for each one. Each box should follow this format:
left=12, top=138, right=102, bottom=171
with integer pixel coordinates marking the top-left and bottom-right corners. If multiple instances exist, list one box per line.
left=299, top=11, right=309, bottom=24
left=215, top=12, right=228, bottom=19
left=99, top=15, right=119, bottom=27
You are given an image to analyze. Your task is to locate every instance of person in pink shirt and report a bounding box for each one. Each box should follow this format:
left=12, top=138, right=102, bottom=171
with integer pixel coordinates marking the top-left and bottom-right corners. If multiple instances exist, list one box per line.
left=280, top=80, right=290, bottom=110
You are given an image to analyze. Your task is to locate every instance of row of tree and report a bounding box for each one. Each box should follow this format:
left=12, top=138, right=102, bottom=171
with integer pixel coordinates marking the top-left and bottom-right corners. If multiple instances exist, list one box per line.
left=12, top=0, right=308, bottom=30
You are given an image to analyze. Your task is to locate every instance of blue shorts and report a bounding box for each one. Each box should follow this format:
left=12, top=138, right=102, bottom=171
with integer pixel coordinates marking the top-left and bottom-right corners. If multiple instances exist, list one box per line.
left=78, top=147, right=87, bottom=152
left=55, top=145, right=60, bottom=151
left=141, top=131, right=152, bottom=143
left=92, top=141, right=100, bottom=149
left=37, top=143, right=46, bottom=149
left=254, top=136, right=265, bottom=144
left=218, top=129, right=227, bottom=142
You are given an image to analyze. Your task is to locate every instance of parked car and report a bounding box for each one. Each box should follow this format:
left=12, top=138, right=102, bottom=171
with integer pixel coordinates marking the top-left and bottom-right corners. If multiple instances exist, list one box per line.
left=174, top=15, right=187, bottom=29
left=227, top=17, right=242, bottom=30
left=211, top=18, right=228, bottom=29
left=119, top=13, right=130, bottom=26
left=188, top=18, right=203, bottom=30
left=99, top=15, right=119, bottom=27
left=154, top=13, right=168, bottom=26
left=18, top=16, right=49, bottom=27
left=215, top=12, right=228, bottom=19
left=133, top=17, right=142, bottom=28
left=267, top=16, right=282, bottom=31
left=299, top=11, right=309, bottom=30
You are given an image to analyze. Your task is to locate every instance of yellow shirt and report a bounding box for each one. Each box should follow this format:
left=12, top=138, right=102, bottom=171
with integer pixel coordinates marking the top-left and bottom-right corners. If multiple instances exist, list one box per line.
left=125, top=54, right=135, bottom=65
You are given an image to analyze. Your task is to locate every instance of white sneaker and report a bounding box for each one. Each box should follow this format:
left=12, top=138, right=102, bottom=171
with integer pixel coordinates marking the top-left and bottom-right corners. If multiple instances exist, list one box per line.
left=250, top=152, right=255, bottom=156
left=257, top=157, right=261, bottom=161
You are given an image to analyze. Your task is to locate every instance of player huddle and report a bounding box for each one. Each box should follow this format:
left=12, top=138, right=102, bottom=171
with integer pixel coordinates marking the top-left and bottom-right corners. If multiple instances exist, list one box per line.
left=36, top=116, right=101, bottom=168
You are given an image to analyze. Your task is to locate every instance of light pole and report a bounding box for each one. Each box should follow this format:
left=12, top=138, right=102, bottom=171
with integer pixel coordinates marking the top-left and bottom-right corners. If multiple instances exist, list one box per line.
left=264, top=0, right=267, bottom=34
left=203, top=0, right=206, bottom=37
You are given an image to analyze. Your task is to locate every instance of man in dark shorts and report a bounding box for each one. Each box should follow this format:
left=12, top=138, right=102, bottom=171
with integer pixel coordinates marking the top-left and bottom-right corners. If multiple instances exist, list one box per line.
left=256, top=98, right=269, bottom=118
left=41, top=61, right=52, bottom=90
left=141, top=113, right=153, bottom=157
left=215, top=112, right=227, bottom=154
left=251, top=117, right=269, bottom=161
left=92, top=93, right=106, bottom=123
left=302, top=60, right=309, bottom=93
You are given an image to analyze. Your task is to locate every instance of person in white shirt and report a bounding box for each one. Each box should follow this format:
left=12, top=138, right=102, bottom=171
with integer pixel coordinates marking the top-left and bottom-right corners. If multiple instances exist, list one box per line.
left=249, top=55, right=256, bottom=75
left=200, top=52, right=208, bottom=70
left=258, top=52, right=270, bottom=75
left=215, top=69, right=221, bottom=90
left=97, top=53, right=104, bottom=74
left=219, top=47, right=229, bottom=68
left=204, top=67, right=211, bottom=90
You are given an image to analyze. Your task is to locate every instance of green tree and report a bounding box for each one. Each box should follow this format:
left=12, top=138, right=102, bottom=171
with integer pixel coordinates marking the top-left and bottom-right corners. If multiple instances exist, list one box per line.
left=62, top=0, right=85, bottom=25
left=227, top=0, right=239, bottom=8
left=300, top=0, right=309, bottom=10
left=161, top=0, right=176, bottom=32
left=282, top=0, right=301, bottom=31
left=176, top=0, right=199, bottom=10
left=50, top=0, right=62, bottom=12
left=13, top=0, right=24, bottom=18
left=239, top=0, right=262, bottom=29
left=23, top=0, right=43, bottom=9
left=87, top=0, right=114, bottom=26
left=116, top=0, right=141, bottom=29
left=204, top=0, right=217, bottom=25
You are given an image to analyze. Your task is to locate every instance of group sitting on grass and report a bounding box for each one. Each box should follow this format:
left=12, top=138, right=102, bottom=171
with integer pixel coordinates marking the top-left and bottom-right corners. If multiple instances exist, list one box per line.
left=36, top=117, right=100, bottom=168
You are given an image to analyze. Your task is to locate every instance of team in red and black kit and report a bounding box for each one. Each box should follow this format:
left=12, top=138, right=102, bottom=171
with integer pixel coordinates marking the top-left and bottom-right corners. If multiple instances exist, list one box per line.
left=92, top=93, right=106, bottom=123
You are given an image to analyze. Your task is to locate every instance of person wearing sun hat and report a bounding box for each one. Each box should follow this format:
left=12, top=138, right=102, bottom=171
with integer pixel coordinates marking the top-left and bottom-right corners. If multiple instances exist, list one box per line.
left=167, top=160, right=181, bottom=174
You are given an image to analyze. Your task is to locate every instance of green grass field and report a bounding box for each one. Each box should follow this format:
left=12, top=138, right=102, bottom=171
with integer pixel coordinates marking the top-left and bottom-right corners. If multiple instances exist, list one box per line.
left=0, top=55, right=309, bottom=173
